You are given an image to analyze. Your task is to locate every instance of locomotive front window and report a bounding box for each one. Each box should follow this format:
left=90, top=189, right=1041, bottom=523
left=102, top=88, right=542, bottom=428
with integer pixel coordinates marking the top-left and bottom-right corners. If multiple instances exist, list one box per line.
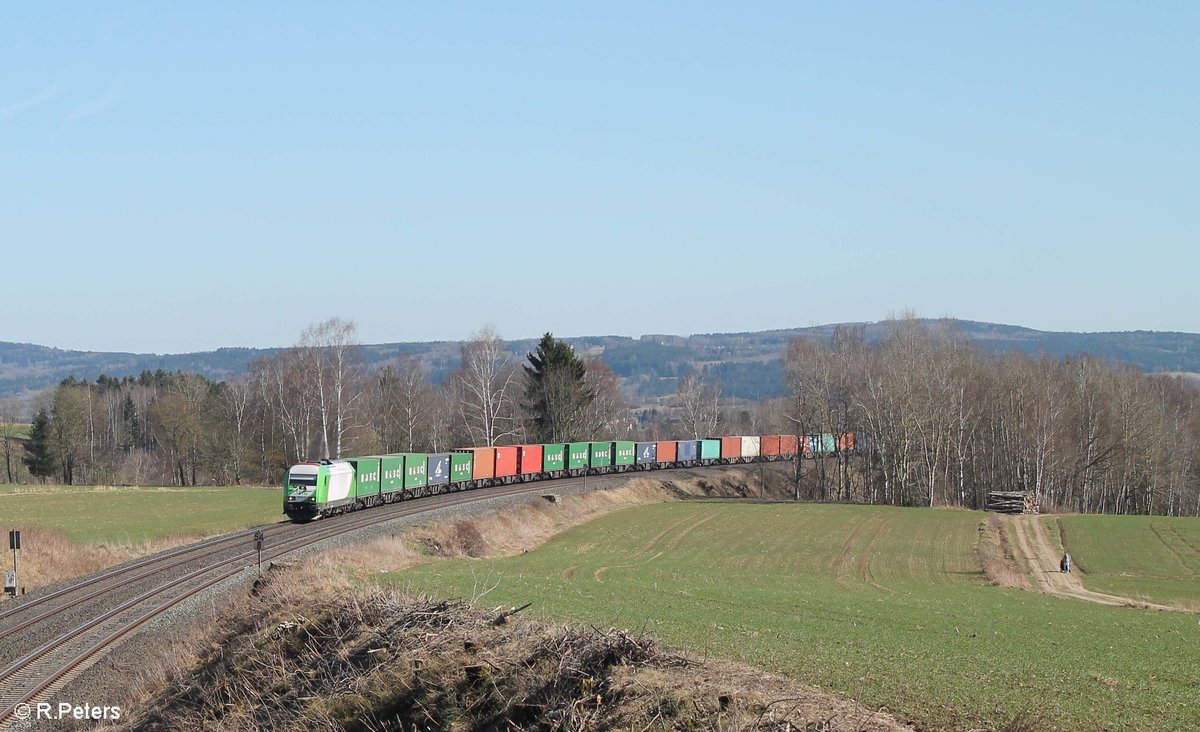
left=289, top=475, right=318, bottom=487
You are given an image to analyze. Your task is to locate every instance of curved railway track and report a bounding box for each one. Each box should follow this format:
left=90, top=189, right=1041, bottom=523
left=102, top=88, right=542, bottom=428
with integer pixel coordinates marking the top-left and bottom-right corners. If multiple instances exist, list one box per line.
left=0, top=467, right=727, bottom=727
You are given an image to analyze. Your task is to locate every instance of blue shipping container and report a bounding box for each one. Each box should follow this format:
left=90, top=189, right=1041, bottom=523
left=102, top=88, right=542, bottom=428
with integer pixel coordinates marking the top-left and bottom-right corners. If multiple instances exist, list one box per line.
left=677, top=440, right=699, bottom=462
left=427, top=453, right=451, bottom=485
left=635, top=442, right=657, bottom=464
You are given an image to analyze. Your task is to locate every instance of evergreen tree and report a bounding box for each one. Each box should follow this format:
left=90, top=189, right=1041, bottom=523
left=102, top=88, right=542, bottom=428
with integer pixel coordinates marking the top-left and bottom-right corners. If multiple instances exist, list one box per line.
left=22, top=408, right=57, bottom=480
left=523, top=333, right=593, bottom=443
left=121, top=393, right=142, bottom=450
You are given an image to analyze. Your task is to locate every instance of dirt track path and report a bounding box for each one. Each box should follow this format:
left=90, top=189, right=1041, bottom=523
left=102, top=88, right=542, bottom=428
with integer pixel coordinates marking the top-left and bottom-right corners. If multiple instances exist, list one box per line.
left=1009, top=515, right=1176, bottom=610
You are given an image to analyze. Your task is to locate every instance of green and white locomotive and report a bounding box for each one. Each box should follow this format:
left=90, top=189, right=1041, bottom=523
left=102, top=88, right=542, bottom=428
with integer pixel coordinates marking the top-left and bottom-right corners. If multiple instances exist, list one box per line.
left=283, top=460, right=357, bottom=520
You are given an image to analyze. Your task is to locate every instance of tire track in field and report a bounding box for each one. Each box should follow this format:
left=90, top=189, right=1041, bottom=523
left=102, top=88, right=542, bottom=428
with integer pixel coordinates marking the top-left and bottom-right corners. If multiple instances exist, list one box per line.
left=829, top=513, right=877, bottom=588
left=1148, top=522, right=1199, bottom=578
left=857, top=516, right=896, bottom=594
left=1009, top=515, right=1178, bottom=611
left=626, top=512, right=705, bottom=560
left=596, top=511, right=716, bottom=583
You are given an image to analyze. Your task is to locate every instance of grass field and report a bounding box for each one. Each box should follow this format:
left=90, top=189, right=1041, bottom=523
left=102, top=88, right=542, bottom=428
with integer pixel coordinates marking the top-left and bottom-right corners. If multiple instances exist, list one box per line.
left=1, top=423, right=31, bottom=439
left=1055, top=514, right=1200, bottom=608
left=393, top=503, right=1200, bottom=731
left=0, top=484, right=284, bottom=543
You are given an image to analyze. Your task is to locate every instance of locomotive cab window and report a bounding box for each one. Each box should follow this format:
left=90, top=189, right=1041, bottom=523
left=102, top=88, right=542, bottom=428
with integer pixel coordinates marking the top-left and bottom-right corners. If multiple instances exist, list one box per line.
left=289, top=475, right=317, bottom=487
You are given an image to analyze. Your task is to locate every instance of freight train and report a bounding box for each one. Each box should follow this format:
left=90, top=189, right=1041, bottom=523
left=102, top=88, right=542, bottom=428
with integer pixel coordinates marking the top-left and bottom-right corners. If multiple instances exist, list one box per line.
left=283, top=433, right=856, bottom=521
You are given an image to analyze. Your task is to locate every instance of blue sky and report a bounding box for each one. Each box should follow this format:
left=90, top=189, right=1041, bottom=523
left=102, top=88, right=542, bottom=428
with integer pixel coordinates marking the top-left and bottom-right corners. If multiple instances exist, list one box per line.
left=3, top=3, right=1197, bottom=353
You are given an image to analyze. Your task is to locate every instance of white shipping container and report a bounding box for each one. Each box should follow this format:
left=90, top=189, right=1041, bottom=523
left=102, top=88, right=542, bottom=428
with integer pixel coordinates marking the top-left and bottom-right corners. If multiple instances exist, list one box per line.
left=740, top=436, right=760, bottom=458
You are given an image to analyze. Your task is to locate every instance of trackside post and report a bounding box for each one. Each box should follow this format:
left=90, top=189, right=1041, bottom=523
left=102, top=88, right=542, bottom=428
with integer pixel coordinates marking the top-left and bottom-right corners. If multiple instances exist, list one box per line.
left=6, top=529, right=19, bottom=596
left=254, top=530, right=265, bottom=575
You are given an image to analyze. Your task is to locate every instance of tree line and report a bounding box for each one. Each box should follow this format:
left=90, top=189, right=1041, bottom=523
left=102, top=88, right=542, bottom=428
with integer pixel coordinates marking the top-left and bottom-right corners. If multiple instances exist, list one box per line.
left=7, top=316, right=1199, bottom=518
left=778, top=318, right=1200, bottom=516
left=13, top=321, right=630, bottom=487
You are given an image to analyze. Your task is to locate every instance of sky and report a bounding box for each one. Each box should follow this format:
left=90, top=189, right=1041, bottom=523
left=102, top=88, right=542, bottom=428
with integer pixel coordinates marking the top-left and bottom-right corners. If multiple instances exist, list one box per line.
left=2, top=2, right=1197, bottom=353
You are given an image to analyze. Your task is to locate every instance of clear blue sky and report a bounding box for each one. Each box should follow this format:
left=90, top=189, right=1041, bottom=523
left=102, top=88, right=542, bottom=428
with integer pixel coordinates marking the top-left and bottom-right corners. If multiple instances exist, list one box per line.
left=3, top=3, right=1197, bottom=353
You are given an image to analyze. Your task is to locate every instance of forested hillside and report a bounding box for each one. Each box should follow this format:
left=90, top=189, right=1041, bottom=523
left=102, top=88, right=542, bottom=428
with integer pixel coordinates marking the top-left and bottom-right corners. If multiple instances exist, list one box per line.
left=2, top=319, right=1198, bottom=404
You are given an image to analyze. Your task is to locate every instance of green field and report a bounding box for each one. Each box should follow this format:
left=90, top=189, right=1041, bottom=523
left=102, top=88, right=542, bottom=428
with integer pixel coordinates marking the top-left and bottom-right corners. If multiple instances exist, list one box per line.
left=394, top=503, right=1200, bottom=731
left=1, top=423, right=31, bottom=439
left=1056, top=514, right=1200, bottom=608
left=0, top=484, right=285, bottom=543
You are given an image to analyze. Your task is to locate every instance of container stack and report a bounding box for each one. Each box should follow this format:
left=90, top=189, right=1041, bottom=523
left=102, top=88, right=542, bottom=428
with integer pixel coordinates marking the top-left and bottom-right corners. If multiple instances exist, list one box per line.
left=985, top=491, right=1038, bottom=514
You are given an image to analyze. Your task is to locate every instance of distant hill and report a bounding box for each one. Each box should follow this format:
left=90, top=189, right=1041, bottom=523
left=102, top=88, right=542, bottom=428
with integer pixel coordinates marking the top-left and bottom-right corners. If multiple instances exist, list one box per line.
left=2, top=319, right=1198, bottom=407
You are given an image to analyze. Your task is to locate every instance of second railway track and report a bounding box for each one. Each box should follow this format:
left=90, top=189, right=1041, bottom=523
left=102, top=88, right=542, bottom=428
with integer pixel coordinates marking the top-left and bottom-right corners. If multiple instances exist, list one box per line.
left=0, top=468, right=688, bottom=727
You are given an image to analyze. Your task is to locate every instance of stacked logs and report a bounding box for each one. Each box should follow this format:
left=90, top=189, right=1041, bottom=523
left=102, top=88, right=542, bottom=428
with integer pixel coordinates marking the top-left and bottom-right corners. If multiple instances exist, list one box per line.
left=986, top=491, right=1038, bottom=514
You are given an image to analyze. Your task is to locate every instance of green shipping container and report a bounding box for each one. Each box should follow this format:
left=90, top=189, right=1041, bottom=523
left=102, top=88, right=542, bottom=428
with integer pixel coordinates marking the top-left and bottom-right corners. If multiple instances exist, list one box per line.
left=589, top=442, right=613, bottom=468
left=700, top=439, right=721, bottom=460
left=820, top=434, right=836, bottom=453
left=613, top=440, right=635, bottom=466
left=568, top=442, right=590, bottom=470
left=400, top=453, right=428, bottom=490
left=450, top=452, right=473, bottom=483
left=542, top=444, right=566, bottom=471
left=351, top=457, right=381, bottom=498
left=380, top=455, right=404, bottom=493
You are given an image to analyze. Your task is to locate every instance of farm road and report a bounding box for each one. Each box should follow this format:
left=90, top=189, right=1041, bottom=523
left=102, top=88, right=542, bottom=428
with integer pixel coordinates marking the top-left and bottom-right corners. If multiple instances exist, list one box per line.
left=1009, top=515, right=1175, bottom=611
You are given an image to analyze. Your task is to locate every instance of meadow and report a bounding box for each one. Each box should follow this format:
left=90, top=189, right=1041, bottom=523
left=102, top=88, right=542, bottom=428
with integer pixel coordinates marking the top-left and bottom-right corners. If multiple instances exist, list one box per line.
left=1, top=423, right=31, bottom=439
left=395, top=502, right=1200, bottom=731
left=0, top=484, right=284, bottom=543
left=1055, top=514, right=1200, bottom=609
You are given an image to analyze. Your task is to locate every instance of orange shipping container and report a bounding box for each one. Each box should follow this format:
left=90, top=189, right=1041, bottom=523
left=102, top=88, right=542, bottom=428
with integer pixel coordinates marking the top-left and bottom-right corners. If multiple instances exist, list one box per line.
left=761, top=435, right=781, bottom=456
left=462, top=448, right=495, bottom=480
left=720, top=436, right=741, bottom=460
left=495, top=446, right=518, bottom=477
left=837, top=433, right=856, bottom=452
left=779, top=435, right=799, bottom=456
left=656, top=441, right=677, bottom=462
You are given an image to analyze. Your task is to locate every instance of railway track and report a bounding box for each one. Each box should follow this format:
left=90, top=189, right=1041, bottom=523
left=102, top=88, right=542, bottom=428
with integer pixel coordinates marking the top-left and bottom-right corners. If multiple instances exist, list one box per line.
left=0, top=468, right=681, bottom=727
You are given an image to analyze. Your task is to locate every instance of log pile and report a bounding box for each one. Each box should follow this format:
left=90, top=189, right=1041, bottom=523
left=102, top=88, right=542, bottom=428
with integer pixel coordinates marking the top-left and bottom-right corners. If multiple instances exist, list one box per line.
left=986, top=491, right=1038, bottom=514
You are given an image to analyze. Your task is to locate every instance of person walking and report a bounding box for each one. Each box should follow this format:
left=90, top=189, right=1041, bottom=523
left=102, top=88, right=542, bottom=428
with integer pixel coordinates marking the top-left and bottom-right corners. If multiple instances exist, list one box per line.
left=1062, top=552, right=1072, bottom=573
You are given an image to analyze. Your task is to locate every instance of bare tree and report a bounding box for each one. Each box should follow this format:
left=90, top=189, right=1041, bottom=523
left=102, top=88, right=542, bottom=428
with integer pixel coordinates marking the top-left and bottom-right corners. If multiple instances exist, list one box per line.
left=578, top=358, right=630, bottom=439
left=298, top=318, right=364, bottom=459
left=0, top=398, right=24, bottom=483
left=376, top=356, right=437, bottom=452
left=674, top=370, right=720, bottom=440
left=449, top=324, right=520, bottom=446
left=217, top=376, right=255, bottom=484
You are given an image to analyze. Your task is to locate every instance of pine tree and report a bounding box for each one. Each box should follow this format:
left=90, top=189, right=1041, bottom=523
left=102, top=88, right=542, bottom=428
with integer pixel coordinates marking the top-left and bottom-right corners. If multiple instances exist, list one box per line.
left=523, top=333, right=593, bottom=443
left=22, top=408, right=58, bottom=481
left=121, top=394, right=142, bottom=450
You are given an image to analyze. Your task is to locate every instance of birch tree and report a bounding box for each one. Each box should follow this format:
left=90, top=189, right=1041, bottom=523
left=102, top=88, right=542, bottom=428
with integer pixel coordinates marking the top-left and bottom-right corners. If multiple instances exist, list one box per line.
left=450, top=324, right=520, bottom=446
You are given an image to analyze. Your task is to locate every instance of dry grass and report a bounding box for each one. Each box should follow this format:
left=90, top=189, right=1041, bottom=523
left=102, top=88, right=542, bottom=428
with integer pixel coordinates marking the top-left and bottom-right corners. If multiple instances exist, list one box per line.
left=335, top=474, right=760, bottom=577
left=116, top=561, right=910, bottom=731
left=977, top=515, right=1030, bottom=590
left=0, top=527, right=205, bottom=597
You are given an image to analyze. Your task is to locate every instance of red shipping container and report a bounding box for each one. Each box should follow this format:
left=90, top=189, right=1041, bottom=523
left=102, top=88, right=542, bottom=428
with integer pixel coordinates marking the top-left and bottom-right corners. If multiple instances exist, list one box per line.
left=656, top=441, right=677, bottom=462
left=801, top=436, right=813, bottom=455
left=761, top=435, right=781, bottom=456
left=517, top=444, right=543, bottom=474
left=494, top=446, right=518, bottom=477
left=461, top=448, right=495, bottom=480
left=779, top=435, right=799, bottom=456
left=720, top=436, right=741, bottom=460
